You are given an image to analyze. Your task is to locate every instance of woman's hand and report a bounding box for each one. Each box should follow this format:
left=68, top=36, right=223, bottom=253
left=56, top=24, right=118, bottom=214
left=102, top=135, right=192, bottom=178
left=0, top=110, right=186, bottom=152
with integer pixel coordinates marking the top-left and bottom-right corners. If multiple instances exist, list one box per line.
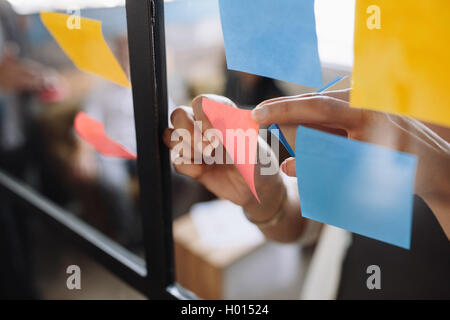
left=252, top=88, right=450, bottom=239
left=164, top=95, right=307, bottom=242
left=164, top=95, right=283, bottom=213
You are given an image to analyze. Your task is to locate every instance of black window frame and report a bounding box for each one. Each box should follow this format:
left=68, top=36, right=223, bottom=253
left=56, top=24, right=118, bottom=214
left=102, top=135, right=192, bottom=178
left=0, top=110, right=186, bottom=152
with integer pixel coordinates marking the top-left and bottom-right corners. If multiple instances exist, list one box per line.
left=0, top=0, right=194, bottom=300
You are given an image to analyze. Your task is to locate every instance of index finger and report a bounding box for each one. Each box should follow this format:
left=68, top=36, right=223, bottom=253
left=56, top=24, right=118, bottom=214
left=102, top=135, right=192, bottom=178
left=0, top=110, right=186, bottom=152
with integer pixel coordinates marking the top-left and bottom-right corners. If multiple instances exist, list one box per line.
left=258, top=88, right=351, bottom=107
left=252, top=95, right=362, bottom=131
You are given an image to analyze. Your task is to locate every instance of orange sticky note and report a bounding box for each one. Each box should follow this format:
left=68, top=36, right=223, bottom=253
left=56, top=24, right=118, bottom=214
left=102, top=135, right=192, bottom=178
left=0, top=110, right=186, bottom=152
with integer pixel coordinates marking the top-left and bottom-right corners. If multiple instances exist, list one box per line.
left=40, top=12, right=131, bottom=88
left=351, top=0, right=450, bottom=127
left=74, top=112, right=137, bottom=159
left=202, top=98, right=260, bottom=202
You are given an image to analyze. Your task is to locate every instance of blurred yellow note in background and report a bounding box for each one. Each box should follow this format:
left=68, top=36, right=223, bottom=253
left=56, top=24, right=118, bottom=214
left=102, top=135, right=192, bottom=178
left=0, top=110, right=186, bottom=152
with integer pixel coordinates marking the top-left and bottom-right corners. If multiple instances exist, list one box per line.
left=351, top=0, right=450, bottom=127
left=40, top=12, right=131, bottom=88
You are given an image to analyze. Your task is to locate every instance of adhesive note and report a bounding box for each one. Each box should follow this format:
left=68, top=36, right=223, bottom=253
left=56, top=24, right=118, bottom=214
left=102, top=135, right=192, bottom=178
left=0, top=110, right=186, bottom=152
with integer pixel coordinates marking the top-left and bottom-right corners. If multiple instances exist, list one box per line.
left=351, top=0, right=450, bottom=127
left=295, top=126, right=417, bottom=249
left=74, top=112, right=137, bottom=159
left=40, top=12, right=131, bottom=88
left=218, top=0, right=322, bottom=88
left=202, top=98, right=260, bottom=202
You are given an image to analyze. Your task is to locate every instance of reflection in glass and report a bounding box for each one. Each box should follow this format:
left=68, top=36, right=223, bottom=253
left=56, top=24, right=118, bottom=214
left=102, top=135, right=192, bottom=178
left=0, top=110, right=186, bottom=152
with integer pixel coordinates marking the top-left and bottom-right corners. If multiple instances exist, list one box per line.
left=0, top=2, right=143, bottom=252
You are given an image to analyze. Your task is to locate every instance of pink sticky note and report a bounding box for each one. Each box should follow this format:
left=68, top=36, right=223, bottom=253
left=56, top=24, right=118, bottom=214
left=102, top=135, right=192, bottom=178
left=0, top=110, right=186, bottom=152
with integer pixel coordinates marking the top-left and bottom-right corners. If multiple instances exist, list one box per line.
left=74, top=112, right=137, bottom=160
left=202, top=98, right=260, bottom=202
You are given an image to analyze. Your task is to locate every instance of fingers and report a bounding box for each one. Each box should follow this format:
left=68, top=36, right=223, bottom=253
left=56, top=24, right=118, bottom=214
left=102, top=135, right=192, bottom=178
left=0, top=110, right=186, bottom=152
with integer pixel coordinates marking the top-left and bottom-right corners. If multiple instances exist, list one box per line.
left=167, top=108, right=200, bottom=158
left=258, top=88, right=351, bottom=107
left=172, top=161, right=204, bottom=180
left=164, top=95, right=239, bottom=180
left=280, top=157, right=296, bottom=177
left=166, top=108, right=195, bottom=158
left=165, top=104, right=221, bottom=165
left=163, top=127, right=205, bottom=179
left=163, top=128, right=179, bottom=150
left=252, top=95, right=362, bottom=131
left=164, top=131, right=206, bottom=180
left=170, top=106, right=195, bottom=133
left=191, top=94, right=238, bottom=133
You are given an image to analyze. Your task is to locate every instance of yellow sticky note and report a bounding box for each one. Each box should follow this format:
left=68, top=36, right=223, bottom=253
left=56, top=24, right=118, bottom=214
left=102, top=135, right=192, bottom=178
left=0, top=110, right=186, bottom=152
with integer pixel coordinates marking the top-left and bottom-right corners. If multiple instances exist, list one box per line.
left=40, top=12, right=131, bottom=88
left=351, top=1, right=450, bottom=127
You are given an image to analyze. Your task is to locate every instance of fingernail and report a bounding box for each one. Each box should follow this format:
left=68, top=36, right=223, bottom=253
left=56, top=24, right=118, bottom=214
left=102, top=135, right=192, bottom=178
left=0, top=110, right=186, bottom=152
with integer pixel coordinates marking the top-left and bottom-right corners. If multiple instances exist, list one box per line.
left=251, top=106, right=268, bottom=122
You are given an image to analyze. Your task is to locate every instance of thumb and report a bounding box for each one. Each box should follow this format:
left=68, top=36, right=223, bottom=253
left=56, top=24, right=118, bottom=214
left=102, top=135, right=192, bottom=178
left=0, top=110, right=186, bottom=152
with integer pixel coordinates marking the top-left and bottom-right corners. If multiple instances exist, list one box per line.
left=251, top=95, right=360, bottom=132
left=280, top=157, right=296, bottom=177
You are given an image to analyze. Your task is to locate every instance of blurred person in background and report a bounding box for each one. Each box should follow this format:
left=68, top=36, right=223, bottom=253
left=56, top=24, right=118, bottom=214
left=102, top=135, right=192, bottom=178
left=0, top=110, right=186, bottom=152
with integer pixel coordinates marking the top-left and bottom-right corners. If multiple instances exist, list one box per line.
left=0, top=0, right=58, bottom=299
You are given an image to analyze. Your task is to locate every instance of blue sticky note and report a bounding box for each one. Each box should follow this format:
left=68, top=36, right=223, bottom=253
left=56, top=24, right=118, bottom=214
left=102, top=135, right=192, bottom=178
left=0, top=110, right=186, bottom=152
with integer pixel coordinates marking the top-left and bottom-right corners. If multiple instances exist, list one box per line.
left=295, top=126, right=417, bottom=249
left=219, top=0, right=322, bottom=88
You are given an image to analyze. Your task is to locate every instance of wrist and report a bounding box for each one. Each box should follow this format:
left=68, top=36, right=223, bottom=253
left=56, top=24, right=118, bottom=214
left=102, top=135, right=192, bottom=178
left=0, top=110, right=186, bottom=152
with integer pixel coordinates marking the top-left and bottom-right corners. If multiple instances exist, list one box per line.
left=244, top=187, right=287, bottom=228
left=417, top=153, right=450, bottom=200
left=243, top=175, right=286, bottom=222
